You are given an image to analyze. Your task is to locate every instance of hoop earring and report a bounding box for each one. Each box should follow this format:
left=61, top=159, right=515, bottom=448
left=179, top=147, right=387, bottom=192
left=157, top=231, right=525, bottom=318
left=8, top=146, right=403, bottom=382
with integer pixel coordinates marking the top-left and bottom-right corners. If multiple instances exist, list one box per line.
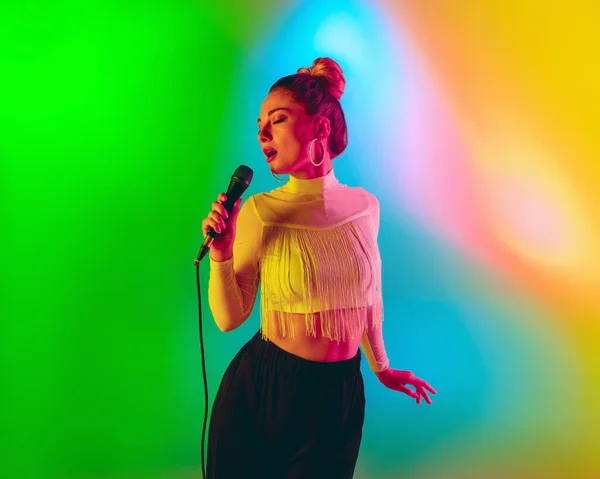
left=271, top=170, right=287, bottom=182
left=309, top=138, right=326, bottom=167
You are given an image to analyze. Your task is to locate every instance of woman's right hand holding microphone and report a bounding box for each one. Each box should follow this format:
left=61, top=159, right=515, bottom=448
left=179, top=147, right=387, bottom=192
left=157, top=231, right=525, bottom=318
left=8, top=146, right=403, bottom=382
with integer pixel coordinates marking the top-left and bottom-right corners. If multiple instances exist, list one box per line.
left=201, top=193, right=242, bottom=262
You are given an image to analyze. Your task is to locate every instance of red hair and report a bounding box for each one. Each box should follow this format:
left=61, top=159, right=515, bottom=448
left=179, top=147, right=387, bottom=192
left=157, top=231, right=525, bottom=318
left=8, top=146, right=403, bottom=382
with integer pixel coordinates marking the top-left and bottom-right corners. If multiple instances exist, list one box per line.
left=269, top=57, right=348, bottom=159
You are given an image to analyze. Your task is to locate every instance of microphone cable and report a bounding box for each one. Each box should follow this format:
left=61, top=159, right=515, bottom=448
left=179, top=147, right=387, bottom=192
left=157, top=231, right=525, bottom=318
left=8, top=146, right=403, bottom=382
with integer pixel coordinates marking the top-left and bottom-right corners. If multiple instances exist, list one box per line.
left=192, top=165, right=253, bottom=478
left=194, top=263, right=209, bottom=479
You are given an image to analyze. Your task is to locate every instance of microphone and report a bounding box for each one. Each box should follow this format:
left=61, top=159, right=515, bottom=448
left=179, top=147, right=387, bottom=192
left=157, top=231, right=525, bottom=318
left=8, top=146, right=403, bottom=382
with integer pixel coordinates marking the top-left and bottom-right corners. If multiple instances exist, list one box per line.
left=194, top=165, right=254, bottom=265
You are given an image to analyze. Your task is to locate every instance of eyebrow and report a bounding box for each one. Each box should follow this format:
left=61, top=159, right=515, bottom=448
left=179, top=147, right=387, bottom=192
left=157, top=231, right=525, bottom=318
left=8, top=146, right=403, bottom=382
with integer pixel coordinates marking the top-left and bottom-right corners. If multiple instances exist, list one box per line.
left=257, top=108, right=291, bottom=124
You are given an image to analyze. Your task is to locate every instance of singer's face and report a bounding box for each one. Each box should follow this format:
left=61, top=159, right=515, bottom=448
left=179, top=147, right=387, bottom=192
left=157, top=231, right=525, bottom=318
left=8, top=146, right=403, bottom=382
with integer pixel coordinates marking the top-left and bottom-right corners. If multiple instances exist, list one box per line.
left=257, top=89, right=317, bottom=176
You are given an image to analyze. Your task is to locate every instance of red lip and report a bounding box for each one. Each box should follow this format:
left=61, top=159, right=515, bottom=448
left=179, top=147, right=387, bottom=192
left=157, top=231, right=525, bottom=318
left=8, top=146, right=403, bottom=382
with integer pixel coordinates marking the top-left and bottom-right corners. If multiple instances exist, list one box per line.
left=263, top=146, right=278, bottom=162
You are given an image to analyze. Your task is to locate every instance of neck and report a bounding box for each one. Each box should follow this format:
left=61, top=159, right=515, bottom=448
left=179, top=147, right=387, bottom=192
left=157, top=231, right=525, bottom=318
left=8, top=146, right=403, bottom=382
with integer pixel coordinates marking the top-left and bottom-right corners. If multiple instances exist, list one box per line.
left=283, top=166, right=338, bottom=194
left=289, top=158, right=333, bottom=180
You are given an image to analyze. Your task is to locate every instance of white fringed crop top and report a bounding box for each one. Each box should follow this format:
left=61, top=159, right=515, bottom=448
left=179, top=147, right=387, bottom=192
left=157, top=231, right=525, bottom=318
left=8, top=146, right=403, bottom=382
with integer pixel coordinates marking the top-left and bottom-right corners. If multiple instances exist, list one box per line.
left=207, top=168, right=387, bottom=369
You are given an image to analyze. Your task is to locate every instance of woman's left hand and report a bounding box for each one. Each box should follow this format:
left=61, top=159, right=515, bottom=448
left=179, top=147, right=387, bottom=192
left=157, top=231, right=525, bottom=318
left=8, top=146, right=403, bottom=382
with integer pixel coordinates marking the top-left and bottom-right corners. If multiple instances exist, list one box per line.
left=375, top=368, right=437, bottom=405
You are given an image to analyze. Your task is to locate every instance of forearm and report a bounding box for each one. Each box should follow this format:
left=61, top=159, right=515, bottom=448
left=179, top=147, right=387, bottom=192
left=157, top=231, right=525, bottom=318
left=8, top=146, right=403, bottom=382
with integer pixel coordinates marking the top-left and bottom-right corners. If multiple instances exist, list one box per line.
left=359, top=323, right=390, bottom=373
left=210, top=249, right=232, bottom=263
left=207, top=256, right=251, bottom=332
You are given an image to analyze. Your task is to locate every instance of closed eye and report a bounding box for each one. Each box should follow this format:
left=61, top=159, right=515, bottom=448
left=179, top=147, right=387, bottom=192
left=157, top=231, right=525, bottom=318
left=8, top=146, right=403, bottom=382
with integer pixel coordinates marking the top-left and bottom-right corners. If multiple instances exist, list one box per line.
left=258, top=117, right=287, bottom=134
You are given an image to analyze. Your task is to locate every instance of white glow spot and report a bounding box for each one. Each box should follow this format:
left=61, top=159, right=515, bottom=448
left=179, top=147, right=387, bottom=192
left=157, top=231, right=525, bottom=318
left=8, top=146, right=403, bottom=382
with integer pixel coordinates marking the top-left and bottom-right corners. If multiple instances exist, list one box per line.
left=313, top=13, right=366, bottom=65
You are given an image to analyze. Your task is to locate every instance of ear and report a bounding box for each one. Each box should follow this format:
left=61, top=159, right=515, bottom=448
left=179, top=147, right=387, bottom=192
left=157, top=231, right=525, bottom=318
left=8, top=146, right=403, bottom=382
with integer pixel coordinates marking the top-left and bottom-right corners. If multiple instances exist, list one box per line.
left=313, top=116, right=331, bottom=140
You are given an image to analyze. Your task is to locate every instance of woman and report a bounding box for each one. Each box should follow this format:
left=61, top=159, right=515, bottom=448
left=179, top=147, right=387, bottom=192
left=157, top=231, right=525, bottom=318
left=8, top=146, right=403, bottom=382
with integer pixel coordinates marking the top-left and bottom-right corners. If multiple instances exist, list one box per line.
left=202, top=57, right=436, bottom=478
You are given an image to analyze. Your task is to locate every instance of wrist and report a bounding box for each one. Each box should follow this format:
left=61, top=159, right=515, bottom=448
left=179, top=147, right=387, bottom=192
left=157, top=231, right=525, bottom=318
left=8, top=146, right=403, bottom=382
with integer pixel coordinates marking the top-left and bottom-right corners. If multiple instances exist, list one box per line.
left=210, top=250, right=233, bottom=262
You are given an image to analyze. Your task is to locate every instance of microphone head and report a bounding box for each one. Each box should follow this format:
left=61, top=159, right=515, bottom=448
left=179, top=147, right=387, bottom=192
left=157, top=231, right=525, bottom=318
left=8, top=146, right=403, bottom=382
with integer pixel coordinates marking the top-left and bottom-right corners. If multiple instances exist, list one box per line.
left=223, top=165, right=254, bottom=212
left=232, top=165, right=253, bottom=186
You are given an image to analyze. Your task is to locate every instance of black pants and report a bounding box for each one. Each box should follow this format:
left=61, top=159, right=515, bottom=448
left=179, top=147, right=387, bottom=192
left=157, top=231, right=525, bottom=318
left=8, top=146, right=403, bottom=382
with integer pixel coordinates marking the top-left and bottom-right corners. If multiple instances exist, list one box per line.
left=207, top=330, right=366, bottom=479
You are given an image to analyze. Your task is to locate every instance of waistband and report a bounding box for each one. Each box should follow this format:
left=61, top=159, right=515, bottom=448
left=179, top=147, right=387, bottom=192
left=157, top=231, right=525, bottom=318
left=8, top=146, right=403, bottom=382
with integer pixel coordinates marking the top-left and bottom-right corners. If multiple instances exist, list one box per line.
left=242, top=330, right=362, bottom=378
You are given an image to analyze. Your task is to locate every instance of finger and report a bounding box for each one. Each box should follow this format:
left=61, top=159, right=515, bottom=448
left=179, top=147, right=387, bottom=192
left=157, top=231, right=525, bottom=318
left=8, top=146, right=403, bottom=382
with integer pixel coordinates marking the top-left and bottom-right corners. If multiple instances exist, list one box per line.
left=209, top=218, right=222, bottom=234
left=212, top=201, right=229, bottom=220
left=398, top=385, right=418, bottom=400
left=209, top=211, right=227, bottom=229
left=218, top=193, right=227, bottom=203
left=201, top=220, right=211, bottom=237
left=419, top=388, right=433, bottom=405
left=230, top=197, right=243, bottom=216
left=203, top=222, right=220, bottom=235
left=422, top=382, right=437, bottom=395
left=229, top=198, right=242, bottom=220
left=208, top=211, right=225, bottom=229
left=203, top=217, right=222, bottom=234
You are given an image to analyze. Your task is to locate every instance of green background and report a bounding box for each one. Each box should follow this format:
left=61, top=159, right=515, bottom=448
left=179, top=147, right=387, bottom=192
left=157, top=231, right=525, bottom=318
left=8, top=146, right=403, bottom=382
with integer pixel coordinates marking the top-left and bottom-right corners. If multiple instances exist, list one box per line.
left=2, top=1, right=599, bottom=478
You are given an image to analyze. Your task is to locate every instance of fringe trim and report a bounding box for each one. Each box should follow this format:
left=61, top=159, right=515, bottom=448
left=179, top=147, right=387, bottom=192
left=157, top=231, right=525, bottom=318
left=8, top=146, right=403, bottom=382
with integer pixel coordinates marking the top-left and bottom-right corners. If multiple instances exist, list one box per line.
left=259, top=215, right=383, bottom=342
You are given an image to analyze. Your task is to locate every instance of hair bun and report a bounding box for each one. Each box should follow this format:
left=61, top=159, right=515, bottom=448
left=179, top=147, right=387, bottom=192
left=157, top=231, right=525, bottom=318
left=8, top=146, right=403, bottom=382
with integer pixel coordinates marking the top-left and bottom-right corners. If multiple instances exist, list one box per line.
left=297, top=57, right=346, bottom=101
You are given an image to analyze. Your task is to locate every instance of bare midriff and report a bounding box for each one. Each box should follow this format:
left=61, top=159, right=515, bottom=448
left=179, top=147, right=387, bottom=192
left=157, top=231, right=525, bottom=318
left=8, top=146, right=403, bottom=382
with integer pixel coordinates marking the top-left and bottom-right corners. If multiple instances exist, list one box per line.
left=264, top=310, right=365, bottom=362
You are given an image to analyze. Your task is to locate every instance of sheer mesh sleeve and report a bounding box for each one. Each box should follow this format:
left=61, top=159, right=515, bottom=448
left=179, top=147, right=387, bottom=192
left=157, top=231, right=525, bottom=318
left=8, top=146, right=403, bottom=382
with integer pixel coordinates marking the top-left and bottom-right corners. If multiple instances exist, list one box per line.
left=207, top=196, right=262, bottom=331
left=360, top=196, right=389, bottom=372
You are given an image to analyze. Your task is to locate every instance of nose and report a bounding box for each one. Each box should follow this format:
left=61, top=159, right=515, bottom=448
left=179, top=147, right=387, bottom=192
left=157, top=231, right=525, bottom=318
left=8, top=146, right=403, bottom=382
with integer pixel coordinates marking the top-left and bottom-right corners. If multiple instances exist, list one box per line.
left=258, top=124, right=271, bottom=143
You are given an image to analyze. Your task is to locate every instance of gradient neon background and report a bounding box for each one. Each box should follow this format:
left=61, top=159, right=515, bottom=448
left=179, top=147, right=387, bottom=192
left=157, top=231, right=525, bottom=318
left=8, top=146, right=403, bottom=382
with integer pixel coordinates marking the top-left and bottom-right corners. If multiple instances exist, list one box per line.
left=2, top=1, right=599, bottom=478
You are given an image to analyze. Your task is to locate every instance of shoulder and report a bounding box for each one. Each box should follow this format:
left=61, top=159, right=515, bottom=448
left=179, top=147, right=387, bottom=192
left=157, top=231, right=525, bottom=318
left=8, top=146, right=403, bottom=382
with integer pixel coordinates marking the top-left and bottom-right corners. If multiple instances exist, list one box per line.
left=238, top=194, right=262, bottom=223
left=347, top=186, right=380, bottom=213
